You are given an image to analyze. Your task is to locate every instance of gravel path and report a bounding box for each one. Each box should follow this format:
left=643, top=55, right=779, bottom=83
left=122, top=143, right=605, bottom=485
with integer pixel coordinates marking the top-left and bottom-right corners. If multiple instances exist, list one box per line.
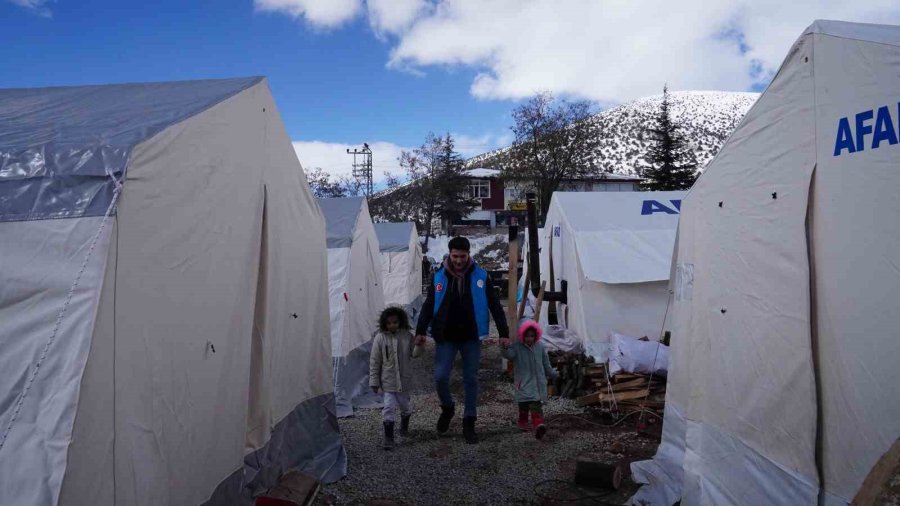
left=316, top=339, right=660, bottom=505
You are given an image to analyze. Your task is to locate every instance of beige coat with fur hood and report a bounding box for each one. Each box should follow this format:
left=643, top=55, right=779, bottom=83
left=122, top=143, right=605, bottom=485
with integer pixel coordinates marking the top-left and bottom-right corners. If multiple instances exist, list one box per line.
left=369, top=329, right=421, bottom=393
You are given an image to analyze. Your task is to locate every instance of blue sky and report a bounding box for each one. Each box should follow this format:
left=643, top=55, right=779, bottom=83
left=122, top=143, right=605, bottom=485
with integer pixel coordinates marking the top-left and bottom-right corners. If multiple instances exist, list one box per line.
left=2, top=0, right=898, bottom=178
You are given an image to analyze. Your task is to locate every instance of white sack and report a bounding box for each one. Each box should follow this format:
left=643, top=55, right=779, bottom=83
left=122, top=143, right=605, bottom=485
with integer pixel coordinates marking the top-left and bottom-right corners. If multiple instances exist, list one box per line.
left=608, top=332, right=669, bottom=377
left=541, top=325, right=584, bottom=354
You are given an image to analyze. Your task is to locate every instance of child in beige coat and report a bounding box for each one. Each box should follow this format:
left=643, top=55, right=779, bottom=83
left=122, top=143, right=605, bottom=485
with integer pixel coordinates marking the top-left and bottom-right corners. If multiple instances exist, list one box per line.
left=370, top=306, right=422, bottom=450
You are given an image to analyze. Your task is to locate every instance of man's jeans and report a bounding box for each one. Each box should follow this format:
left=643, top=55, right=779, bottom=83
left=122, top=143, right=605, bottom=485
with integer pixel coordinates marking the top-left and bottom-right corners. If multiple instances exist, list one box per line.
left=434, top=338, right=481, bottom=417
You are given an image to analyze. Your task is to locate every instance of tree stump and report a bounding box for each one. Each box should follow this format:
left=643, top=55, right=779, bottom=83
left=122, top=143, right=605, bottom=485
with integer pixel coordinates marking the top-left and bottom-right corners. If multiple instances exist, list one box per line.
left=574, top=459, right=624, bottom=490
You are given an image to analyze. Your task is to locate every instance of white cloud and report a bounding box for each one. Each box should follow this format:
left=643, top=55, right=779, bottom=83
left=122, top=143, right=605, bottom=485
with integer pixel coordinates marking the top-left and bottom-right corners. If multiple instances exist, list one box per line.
left=8, top=0, right=52, bottom=17
left=254, top=0, right=362, bottom=29
left=292, top=140, right=408, bottom=180
left=292, top=133, right=510, bottom=182
left=381, top=0, right=900, bottom=103
left=367, top=0, right=428, bottom=36
left=452, top=131, right=513, bottom=158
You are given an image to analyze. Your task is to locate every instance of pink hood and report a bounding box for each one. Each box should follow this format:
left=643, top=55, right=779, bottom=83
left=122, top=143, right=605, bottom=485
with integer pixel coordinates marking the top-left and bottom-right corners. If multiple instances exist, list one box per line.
left=516, top=321, right=543, bottom=343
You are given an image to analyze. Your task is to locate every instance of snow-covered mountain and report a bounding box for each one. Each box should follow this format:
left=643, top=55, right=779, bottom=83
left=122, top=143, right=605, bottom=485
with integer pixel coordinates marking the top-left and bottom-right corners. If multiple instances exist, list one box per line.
left=466, top=90, right=760, bottom=176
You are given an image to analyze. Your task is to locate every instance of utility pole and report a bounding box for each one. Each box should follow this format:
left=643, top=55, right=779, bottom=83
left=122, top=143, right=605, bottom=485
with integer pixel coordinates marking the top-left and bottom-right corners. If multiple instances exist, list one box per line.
left=346, top=143, right=373, bottom=198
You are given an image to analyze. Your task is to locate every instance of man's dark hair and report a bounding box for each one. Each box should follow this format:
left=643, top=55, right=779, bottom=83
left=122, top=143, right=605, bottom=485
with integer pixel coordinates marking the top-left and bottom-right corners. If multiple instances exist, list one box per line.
left=448, top=236, right=470, bottom=252
left=378, top=306, right=411, bottom=332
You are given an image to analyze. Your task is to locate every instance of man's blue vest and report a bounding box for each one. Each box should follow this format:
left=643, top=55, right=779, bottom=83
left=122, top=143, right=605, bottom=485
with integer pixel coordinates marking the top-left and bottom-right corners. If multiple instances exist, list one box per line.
left=433, top=265, right=490, bottom=340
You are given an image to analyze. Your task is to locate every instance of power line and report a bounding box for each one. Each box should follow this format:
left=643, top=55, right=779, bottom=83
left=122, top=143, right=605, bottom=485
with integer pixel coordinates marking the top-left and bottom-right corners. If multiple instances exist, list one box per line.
left=346, top=143, right=373, bottom=198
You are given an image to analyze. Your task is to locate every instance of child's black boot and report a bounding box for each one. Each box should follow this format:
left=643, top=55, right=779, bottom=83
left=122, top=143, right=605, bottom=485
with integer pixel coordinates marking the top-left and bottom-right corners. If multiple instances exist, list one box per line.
left=400, top=414, right=411, bottom=436
left=382, top=421, right=395, bottom=450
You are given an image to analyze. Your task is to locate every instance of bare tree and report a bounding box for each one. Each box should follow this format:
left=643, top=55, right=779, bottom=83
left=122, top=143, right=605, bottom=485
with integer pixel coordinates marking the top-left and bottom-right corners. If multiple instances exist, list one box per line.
left=383, top=171, right=401, bottom=190
left=305, top=167, right=346, bottom=198
left=504, top=92, right=601, bottom=218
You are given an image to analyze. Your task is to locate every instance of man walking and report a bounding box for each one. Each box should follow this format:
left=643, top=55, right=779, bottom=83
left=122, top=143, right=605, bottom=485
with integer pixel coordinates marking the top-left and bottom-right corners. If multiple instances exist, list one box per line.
left=415, top=236, right=509, bottom=444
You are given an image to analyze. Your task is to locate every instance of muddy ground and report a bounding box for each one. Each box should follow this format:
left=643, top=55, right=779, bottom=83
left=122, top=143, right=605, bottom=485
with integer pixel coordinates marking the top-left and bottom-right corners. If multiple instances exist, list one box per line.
left=316, top=338, right=661, bottom=505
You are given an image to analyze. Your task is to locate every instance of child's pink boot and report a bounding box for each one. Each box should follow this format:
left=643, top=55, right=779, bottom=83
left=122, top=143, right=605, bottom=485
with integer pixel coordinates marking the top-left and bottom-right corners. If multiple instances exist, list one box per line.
left=517, top=408, right=530, bottom=431
left=532, top=412, right=547, bottom=440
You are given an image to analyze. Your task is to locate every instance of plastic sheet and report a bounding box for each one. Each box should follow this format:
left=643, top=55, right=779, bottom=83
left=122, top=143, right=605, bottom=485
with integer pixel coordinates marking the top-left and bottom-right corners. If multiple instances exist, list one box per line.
left=333, top=339, right=382, bottom=418
left=203, top=393, right=348, bottom=506
left=541, top=324, right=584, bottom=354
left=373, top=222, right=416, bottom=252
left=0, top=77, right=261, bottom=222
left=318, top=197, right=365, bottom=248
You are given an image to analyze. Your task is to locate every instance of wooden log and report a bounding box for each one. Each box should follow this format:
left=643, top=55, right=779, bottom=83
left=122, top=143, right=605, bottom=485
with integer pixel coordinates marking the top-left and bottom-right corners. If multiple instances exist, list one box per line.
left=601, top=390, right=650, bottom=403
left=605, top=390, right=651, bottom=401
left=255, top=471, right=320, bottom=506
left=608, top=378, right=649, bottom=391
left=506, top=226, right=519, bottom=331
left=532, top=281, right=547, bottom=323
left=576, top=391, right=604, bottom=407
left=619, top=400, right=666, bottom=410
left=576, top=388, right=653, bottom=407
left=612, top=373, right=642, bottom=383
left=548, top=234, right=556, bottom=318
left=574, top=460, right=624, bottom=490
left=516, top=266, right=531, bottom=321
left=852, top=439, right=900, bottom=506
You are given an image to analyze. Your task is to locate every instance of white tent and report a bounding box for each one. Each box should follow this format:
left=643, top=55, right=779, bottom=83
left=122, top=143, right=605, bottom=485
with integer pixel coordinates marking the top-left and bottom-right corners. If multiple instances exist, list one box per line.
left=0, top=77, right=346, bottom=506
left=373, top=222, right=424, bottom=315
left=318, top=197, right=385, bottom=418
left=632, top=20, right=900, bottom=505
left=536, top=191, right=685, bottom=351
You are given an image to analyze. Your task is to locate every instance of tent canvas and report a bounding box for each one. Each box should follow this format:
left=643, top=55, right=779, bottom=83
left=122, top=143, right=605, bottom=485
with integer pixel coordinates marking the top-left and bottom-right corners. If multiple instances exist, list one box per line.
left=0, top=77, right=346, bottom=506
left=536, top=191, right=685, bottom=351
left=632, top=20, right=900, bottom=505
left=373, top=222, right=424, bottom=316
left=318, top=197, right=386, bottom=418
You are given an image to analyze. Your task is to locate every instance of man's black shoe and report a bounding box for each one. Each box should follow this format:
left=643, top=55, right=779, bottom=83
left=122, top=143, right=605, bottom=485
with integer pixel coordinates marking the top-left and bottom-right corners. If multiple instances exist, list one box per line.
left=437, top=404, right=455, bottom=434
left=462, top=416, right=478, bottom=444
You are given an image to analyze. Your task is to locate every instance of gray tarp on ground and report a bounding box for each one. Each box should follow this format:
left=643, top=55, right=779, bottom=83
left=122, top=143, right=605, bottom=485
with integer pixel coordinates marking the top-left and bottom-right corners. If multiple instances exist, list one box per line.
left=0, top=77, right=262, bottom=222
left=204, top=393, right=347, bottom=506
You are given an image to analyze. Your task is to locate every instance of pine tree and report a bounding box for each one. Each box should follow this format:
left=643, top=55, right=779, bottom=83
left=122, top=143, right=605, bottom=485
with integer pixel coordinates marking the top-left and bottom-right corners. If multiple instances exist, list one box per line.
left=641, top=85, right=697, bottom=190
left=434, top=134, right=476, bottom=228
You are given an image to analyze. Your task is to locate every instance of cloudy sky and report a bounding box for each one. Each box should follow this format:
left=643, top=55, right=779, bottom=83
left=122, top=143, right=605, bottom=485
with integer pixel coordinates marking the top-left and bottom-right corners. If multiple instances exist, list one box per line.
left=3, top=0, right=898, bottom=181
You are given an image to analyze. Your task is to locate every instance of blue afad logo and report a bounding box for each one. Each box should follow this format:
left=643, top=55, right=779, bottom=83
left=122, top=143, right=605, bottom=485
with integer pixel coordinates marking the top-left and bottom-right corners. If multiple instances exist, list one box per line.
left=642, top=199, right=682, bottom=215
left=834, top=103, right=899, bottom=156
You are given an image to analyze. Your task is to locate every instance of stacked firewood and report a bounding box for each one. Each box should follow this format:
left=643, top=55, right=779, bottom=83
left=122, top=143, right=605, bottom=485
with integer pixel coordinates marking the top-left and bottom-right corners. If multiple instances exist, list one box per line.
left=548, top=352, right=666, bottom=415
left=547, top=351, right=593, bottom=399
